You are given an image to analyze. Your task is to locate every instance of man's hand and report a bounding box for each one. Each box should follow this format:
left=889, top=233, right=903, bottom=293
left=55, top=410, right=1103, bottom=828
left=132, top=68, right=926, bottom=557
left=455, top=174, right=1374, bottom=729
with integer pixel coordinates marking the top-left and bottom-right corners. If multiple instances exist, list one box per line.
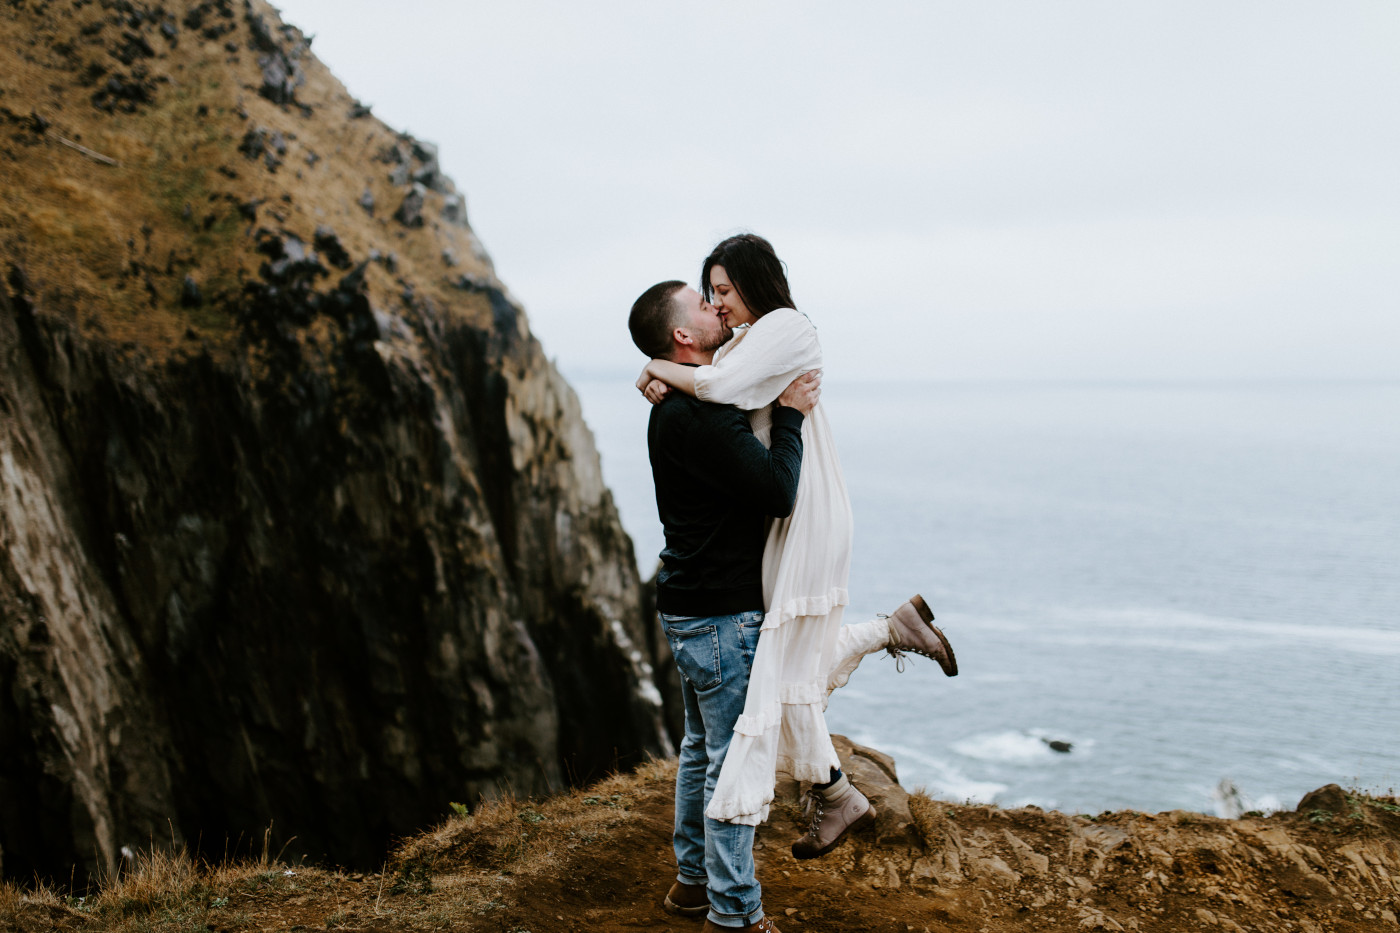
left=776, top=370, right=821, bottom=416
left=642, top=379, right=671, bottom=405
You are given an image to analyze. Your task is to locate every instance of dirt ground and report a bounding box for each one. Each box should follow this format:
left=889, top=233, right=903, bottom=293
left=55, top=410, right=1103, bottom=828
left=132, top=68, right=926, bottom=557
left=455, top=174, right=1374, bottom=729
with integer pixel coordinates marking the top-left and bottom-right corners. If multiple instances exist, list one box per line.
left=6, top=751, right=1399, bottom=933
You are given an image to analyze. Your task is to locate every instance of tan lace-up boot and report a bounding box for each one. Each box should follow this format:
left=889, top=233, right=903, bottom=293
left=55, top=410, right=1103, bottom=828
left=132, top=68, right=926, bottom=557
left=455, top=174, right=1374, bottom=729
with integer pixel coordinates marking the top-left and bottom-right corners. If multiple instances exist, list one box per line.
left=790, top=773, right=877, bottom=860
left=885, top=593, right=958, bottom=676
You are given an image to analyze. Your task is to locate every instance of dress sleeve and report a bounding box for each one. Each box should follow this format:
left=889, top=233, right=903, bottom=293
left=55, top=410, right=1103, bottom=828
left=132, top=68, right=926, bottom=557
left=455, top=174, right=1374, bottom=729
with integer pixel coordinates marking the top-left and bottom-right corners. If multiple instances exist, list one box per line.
left=693, top=308, right=823, bottom=411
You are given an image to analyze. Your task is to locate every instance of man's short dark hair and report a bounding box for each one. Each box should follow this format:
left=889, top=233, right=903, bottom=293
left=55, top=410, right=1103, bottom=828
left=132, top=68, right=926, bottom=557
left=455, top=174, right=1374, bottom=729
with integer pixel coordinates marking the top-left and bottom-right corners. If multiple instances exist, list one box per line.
left=629, top=280, right=686, bottom=359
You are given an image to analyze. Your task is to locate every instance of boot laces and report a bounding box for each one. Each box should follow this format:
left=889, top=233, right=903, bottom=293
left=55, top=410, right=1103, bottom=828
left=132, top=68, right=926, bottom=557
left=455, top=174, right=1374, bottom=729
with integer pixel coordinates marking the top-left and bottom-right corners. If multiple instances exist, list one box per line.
left=877, top=611, right=911, bottom=672
left=802, top=787, right=827, bottom=836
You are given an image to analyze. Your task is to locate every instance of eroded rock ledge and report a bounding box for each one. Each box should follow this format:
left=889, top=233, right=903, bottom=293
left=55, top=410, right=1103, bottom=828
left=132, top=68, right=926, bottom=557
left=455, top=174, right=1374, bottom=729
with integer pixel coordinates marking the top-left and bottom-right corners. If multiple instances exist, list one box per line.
left=754, top=738, right=1400, bottom=932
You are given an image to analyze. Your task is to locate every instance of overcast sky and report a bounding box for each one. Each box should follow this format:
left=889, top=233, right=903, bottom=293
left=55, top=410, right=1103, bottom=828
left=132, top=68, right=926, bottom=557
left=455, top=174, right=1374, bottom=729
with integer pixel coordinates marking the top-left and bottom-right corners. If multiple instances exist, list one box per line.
left=270, top=0, right=1398, bottom=383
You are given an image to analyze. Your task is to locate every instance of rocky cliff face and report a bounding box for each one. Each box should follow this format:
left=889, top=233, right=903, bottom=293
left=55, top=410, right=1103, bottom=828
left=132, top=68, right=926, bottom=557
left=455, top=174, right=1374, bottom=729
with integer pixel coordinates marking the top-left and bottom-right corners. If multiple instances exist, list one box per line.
left=0, top=0, right=672, bottom=883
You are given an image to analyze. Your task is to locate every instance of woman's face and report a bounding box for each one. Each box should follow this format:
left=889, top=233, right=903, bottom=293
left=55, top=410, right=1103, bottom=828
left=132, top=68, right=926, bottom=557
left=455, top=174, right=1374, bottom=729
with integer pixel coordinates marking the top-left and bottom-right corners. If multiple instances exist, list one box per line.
left=708, top=265, right=757, bottom=328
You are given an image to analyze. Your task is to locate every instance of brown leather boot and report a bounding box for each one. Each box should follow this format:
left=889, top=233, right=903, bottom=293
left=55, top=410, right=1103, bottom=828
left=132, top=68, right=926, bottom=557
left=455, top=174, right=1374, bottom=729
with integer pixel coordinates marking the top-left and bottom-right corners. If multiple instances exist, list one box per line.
left=790, top=773, right=876, bottom=860
left=886, top=593, right=957, bottom=676
left=664, top=880, right=710, bottom=917
left=702, top=917, right=781, bottom=932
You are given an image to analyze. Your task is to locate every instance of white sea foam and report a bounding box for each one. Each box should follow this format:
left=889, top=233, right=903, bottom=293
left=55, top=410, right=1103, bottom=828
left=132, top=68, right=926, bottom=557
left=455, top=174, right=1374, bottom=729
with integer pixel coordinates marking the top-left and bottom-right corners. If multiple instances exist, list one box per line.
left=1205, top=778, right=1285, bottom=818
left=848, top=734, right=1008, bottom=803
left=951, top=729, right=1090, bottom=764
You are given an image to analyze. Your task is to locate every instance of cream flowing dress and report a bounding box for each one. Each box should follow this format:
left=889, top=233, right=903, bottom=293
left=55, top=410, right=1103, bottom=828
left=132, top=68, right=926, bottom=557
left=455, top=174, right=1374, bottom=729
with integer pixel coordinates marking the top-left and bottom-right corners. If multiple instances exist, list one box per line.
left=695, top=307, right=858, bottom=825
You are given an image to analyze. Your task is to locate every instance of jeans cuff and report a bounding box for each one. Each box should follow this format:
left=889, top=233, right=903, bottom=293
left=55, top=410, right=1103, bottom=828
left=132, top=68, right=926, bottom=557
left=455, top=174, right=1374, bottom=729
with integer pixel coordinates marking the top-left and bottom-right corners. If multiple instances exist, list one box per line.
left=706, top=907, right=764, bottom=928
left=677, top=872, right=707, bottom=887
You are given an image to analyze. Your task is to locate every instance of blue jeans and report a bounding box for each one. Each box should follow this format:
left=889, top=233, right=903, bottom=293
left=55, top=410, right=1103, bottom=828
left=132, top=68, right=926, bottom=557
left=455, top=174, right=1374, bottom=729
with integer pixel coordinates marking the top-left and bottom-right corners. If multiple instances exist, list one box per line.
left=661, top=609, right=765, bottom=929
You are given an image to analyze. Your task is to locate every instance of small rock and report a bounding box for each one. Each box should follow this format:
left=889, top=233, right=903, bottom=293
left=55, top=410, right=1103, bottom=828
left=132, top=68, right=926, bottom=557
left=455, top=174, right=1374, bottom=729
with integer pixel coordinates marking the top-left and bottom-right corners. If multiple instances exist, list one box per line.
left=257, top=233, right=324, bottom=283
left=1076, top=823, right=1130, bottom=854
left=358, top=188, right=375, bottom=216
left=970, top=853, right=1020, bottom=889
left=258, top=51, right=303, bottom=105
left=377, top=143, right=407, bottom=165
left=348, top=101, right=372, bottom=119
left=238, top=127, right=287, bottom=171
left=413, top=163, right=445, bottom=191
left=313, top=226, right=352, bottom=269
left=410, top=138, right=438, bottom=163
left=441, top=192, right=468, bottom=227
left=1297, top=784, right=1348, bottom=816
left=180, top=274, right=202, bottom=308
left=394, top=183, right=427, bottom=228
left=1003, top=829, right=1050, bottom=876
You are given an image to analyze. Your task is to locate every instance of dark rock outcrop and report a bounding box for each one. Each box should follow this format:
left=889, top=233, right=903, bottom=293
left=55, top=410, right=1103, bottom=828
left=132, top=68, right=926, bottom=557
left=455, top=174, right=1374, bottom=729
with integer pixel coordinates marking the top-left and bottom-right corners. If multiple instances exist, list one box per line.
left=0, top=0, right=673, bottom=885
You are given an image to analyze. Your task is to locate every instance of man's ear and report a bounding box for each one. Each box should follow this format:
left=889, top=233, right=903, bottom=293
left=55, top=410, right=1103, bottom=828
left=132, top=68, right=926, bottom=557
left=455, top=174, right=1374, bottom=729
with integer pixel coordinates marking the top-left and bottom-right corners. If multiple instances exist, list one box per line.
left=672, top=327, right=694, bottom=348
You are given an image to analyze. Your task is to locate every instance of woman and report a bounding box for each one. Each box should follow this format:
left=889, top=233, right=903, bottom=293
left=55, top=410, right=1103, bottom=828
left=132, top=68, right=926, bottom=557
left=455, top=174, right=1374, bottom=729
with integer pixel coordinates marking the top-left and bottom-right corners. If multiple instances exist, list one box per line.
left=637, top=234, right=957, bottom=852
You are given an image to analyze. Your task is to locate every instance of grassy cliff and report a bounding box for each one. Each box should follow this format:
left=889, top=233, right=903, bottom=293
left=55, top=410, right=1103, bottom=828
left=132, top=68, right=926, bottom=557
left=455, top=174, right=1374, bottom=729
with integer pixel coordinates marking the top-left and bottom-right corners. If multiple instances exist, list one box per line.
left=1, top=0, right=673, bottom=884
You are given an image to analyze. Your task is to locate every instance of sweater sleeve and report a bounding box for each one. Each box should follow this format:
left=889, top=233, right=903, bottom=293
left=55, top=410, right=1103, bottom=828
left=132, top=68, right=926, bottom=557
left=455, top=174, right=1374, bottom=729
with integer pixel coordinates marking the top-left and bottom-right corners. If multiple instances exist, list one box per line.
left=693, top=308, right=823, bottom=411
left=686, top=405, right=805, bottom=518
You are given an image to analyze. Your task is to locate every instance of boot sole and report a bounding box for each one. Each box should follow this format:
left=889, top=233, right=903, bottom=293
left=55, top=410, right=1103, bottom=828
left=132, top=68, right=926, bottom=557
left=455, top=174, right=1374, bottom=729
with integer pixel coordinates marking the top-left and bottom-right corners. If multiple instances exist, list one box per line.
left=910, top=594, right=958, bottom=676
left=664, top=895, right=711, bottom=917
left=791, top=805, right=878, bottom=860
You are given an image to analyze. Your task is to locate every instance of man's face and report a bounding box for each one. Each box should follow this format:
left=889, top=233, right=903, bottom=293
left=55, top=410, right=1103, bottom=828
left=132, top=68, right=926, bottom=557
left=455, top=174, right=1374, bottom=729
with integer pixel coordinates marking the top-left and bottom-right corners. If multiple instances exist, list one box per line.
left=672, top=286, right=732, bottom=353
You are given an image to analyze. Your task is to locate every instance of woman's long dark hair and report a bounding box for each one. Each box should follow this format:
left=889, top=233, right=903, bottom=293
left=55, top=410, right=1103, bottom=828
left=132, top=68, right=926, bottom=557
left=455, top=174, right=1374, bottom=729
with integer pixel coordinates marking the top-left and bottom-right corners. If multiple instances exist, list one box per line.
left=700, top=233, right=796, bottom=318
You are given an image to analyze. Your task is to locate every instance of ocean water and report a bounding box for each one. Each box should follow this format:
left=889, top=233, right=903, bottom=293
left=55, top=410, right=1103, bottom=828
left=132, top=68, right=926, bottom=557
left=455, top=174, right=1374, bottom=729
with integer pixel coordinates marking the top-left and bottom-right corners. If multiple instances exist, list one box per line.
left=569, top=375, right=1400, bottom=816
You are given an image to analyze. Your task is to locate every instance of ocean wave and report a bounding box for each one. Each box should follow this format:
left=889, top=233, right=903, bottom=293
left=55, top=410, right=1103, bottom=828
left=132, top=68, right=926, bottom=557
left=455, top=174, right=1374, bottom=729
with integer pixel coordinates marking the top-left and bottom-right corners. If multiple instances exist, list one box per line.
left=951, top=729, right=1090, bottom=764
left=1046, top=608, right=1400, bottom=656
left=848, top=734, right=1009, bottom=803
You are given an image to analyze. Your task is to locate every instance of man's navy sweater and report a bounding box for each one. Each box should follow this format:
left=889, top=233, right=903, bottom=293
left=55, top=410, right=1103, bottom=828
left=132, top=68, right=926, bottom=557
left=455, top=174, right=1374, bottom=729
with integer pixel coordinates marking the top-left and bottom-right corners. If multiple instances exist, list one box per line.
left=647, top=394, right=804, bottom=617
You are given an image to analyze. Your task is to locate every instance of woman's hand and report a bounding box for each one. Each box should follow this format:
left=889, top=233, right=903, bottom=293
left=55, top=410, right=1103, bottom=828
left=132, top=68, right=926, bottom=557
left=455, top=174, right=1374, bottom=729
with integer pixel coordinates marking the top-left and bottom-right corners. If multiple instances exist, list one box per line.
left=635, top=362, right=671, bottom=405
left=642, top=379, right=671, bottom=405
left=636, top=358, right=698, bottom=401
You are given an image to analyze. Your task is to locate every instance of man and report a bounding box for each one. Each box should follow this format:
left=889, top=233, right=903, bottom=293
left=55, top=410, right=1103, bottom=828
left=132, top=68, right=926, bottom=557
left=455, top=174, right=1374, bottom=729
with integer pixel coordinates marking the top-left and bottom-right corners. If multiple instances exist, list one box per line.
left=629, top=280, right=819, bottom=933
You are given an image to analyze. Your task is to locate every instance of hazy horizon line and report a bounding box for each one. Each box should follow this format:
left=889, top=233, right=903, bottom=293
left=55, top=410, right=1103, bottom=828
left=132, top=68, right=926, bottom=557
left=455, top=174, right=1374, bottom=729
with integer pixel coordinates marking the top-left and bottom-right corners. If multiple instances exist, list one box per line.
left=559, top=366, right=1400, bottom=390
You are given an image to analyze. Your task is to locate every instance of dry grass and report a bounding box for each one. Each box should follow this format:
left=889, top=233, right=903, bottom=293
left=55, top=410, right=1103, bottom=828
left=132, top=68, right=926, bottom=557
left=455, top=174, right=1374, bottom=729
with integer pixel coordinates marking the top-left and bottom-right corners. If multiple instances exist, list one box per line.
left=0, top=758, right=680, bottom=932
left=907, top=787, right=948, bottom=849
left=2, top=0, right=503, bottom=372
left=389, top=755, right=678, bottom=918
left=0, top=877, right=62, bottom=913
